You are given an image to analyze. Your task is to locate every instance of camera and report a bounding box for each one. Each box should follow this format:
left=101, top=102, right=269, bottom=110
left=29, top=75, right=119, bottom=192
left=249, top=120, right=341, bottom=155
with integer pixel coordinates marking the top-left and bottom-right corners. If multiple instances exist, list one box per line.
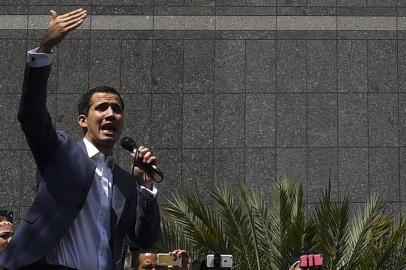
left=206, top=254, right=233, bottom=268
left=300, top=254, right=323, bottom=269
left=157, top=253, right=182, bottom=267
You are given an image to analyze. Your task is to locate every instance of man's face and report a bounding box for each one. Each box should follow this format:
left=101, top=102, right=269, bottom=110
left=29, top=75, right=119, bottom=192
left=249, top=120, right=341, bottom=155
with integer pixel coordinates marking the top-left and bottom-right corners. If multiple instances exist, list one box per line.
left=138, top=253, right=165, bottom=270
left=0, top=221, right=13, bottom=253
left=78, top=92, right=124, bottom=155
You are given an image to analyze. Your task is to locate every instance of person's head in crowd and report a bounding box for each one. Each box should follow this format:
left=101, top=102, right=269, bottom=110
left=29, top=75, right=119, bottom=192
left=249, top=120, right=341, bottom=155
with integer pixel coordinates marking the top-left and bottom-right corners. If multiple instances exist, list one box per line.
left=138, top=252, right=158, bottom=270
left=0, top=216, right=13, bottom=253
left=138, top=249, right=191, bottom=270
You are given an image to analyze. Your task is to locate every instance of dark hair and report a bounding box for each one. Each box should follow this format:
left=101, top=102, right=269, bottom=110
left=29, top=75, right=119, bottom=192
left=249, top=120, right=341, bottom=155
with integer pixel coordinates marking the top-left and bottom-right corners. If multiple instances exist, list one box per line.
left=78, top=85, right=124, bottom=116
left=0, top=217, right=9, bottom=223
left=0, top=211, right=12, bottom=223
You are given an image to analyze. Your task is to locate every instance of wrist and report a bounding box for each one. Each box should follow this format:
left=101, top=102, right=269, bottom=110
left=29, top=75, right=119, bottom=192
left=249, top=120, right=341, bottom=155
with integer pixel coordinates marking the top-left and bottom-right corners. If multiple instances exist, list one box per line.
left=38, top=42, right=53, bottom=54
left=143, top=182, right=153, bottom=190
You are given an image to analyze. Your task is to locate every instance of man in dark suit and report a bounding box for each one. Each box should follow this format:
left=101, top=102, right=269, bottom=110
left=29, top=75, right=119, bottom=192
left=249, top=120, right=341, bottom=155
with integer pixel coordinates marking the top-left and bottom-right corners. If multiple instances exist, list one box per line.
left=0, top=8, right=160, bottom=270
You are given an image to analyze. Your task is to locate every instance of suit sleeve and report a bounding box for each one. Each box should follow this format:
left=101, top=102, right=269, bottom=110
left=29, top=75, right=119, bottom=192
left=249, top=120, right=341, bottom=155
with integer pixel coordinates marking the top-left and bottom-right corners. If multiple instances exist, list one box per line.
left=128, top=191, right=160, bottom=248
left=17, top=65, right=60, bottom=172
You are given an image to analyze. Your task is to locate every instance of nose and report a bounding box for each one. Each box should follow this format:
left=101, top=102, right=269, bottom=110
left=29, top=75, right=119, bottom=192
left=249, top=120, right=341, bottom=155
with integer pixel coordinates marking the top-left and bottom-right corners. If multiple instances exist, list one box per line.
left=105, top=106, right=114, bottom=117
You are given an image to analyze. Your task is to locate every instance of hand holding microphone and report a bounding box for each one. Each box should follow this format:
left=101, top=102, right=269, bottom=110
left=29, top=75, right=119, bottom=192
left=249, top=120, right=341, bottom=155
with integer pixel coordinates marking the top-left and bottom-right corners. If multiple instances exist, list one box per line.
left=120, top=136, right=164, bottom=187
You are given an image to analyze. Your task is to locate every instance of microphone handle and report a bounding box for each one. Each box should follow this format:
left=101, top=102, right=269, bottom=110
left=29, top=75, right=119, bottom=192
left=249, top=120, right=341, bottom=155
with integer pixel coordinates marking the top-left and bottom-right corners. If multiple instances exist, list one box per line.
left=151, top=164, right=163, bottom=177
left=133, top=148, right=164, bottom=182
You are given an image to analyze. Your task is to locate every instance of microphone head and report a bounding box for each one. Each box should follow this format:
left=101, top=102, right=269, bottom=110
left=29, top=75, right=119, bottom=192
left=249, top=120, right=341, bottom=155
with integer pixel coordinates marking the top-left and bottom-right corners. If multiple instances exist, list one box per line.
left=120, top=136, right=137, bottom=152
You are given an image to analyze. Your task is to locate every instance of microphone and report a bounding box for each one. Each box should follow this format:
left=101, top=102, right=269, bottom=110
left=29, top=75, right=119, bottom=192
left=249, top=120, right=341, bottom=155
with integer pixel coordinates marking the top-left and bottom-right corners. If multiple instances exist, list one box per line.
left=120, top=136, right=163, bottom=180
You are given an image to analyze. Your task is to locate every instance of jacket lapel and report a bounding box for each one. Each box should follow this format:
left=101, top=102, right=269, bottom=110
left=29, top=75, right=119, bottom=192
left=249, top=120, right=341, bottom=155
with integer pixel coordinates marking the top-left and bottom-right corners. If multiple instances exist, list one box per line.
left=111, top=184, right=126, bottom=225
left=111, top=166, right=130, bottom=226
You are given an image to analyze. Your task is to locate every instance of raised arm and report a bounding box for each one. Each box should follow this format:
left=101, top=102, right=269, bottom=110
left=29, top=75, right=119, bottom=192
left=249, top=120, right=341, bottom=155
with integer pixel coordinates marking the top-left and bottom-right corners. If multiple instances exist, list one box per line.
left=18, top=9, right=87, bottom=170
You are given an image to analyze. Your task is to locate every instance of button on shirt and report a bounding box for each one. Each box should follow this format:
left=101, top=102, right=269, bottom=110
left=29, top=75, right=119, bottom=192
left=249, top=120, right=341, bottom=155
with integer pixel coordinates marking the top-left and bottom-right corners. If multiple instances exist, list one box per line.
left=46, top=138, right=115, bottom=270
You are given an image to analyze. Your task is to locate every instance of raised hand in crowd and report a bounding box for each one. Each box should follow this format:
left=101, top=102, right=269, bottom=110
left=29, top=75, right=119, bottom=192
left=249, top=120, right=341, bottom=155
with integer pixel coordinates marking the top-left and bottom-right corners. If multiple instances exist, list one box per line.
left=39, top=8, right=87, bottom=53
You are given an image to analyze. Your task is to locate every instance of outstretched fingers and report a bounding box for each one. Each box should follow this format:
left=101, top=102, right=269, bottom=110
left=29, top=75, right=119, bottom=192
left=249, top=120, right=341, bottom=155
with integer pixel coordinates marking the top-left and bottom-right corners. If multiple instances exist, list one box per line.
left=57, top=10, right=87, bottom=33
left=39, top=8, right=87, bottom=52
left=63, top=19, right=85, bottom=32
left=62, top=14, right=86, bottom=27
left=59, top=9, right=87, bottom=23
left=58, top=8, right=85, bottom=19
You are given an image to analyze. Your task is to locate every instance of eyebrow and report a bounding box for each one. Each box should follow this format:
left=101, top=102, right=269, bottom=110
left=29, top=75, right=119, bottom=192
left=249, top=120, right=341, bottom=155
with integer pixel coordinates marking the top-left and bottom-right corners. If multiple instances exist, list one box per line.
left=95, top=101, right=122, bottom=106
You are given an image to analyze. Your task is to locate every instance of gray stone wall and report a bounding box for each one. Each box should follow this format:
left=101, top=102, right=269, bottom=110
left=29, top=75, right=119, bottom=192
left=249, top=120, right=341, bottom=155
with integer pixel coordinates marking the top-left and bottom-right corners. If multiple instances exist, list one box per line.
left=0, top=0, right=406, bottom=222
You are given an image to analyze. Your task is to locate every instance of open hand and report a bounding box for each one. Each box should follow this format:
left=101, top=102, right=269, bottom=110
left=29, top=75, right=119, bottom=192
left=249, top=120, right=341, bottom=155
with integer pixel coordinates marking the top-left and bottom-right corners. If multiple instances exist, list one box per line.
left=39, top=9, right=87, bottom=53
left=170, top=249, right=191, bottom=270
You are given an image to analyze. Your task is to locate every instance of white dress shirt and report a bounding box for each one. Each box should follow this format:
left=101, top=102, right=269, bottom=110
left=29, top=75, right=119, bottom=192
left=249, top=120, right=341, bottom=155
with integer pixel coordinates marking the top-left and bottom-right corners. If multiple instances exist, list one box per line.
left=46, top=138, right=114, bottom=269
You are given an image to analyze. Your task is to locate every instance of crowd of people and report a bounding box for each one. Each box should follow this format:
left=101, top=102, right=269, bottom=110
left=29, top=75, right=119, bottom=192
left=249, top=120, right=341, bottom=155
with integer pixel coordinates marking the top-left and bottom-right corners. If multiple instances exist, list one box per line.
left=0, top=210, right=192, bottom=270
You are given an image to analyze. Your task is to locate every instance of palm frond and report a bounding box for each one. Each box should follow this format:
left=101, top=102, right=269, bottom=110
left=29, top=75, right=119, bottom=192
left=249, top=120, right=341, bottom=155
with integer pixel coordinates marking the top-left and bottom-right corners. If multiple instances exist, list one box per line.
left=313, top=181, right=350, bottom=269
left=159, top=219, right=200, bottom=260
left=239, top=186, right=263, bottom=270
left=344, top=194, right=386, bottom=270
left=269, top=177, right=312, bottom=269
left=210, top=186, right=254, bottom=270
left=162, top=192, right=226, bottom=256
left=248, top=187, right=280, bottom=269
left=368, top=217, right=406, bottom=270
left=158, top=179, right=406, bottom=270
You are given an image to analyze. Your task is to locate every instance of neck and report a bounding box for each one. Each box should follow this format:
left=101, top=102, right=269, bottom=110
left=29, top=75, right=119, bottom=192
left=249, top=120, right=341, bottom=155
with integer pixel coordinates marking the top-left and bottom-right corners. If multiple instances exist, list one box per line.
left=97, top=145, right=113, bottom=157
left=84, top=136, right=114, bottom=156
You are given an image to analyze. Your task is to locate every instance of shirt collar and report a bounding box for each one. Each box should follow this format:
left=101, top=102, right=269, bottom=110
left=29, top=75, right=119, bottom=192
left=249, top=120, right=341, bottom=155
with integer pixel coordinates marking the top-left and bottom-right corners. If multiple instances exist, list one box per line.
left=83, top=138, right=116, bottom=169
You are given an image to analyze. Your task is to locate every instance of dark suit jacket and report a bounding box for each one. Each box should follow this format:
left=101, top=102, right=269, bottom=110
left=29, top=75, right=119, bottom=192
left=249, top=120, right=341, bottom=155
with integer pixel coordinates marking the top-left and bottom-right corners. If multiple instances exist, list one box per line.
left=0, top=65, right=160, bottom=270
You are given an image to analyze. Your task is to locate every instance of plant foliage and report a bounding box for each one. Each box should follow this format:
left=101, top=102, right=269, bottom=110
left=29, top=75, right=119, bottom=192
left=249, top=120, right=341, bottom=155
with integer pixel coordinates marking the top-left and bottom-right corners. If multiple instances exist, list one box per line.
left=157, top=177, right=406, bottom=270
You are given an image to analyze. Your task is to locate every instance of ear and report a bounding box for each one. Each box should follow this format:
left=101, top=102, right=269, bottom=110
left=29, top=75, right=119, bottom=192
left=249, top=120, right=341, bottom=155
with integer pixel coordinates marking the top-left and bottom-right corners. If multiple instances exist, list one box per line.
left=78, top=114, right=87, bottom=128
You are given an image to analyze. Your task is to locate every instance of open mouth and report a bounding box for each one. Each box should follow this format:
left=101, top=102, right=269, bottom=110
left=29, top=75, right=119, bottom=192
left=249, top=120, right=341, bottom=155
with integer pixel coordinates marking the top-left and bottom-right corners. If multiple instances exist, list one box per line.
left=101, top=123, right=116, bottom=135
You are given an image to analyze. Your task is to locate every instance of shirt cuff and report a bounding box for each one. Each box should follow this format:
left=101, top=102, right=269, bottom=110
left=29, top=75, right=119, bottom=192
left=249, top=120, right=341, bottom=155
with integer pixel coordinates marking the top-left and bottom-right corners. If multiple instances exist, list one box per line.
left=138, top=184, right=158, bottom=199
left=27, top=47, right=53, bottom=68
